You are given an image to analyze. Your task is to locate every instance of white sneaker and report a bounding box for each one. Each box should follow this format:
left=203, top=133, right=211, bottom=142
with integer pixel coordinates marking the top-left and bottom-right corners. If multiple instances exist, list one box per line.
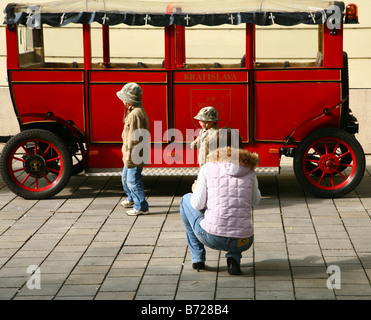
left=121, top=200, right=134, bottom=208
left=126, top=209, right=149, bottom=216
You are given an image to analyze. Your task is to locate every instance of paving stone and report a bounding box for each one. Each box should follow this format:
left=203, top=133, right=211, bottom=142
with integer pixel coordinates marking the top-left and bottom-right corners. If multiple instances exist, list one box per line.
left=100, top=276, right=142, bottom=292
left=179, top=269, right=217, bottom=281
left=77, top=256, right=116, bottom=267
left=56, top=284, right=99, bottom=297
left=15, top=283, right=62, bottom=297
left=1, top=158, right=370, bottom=301
left=0, top=276, right=28, bottom=288
left=95, top=291, right=135, bottom=300
left=64, top=273, right=106, bottom=285
left=217, top=274, right=254, bottom=288
left=13, top=295, right=55, bottom=300
left=285, top=233, right=318, bottom=244
left=294, top=278, right=328, bottom=288
left=84, top=247, right=121, bottom=257
left=0, top=288, right=21, bottom=299
left=255, top=290, right=295, bottom=300
left=136, top=283, right=178, bottom=297
left=152, top=246, right=187, bottom=258
left=71, top=265, right=111, bottom=275
left=215, top=287, right=254, bottom=300
left=255, top=279, right=293, bottom=291
left=107, top=267, right=146, bottom=277
left=141, top=275, right=179, bottom=285
left=39, top=260, right=77, bottom=274
left=136, top=295, right=176, bottom=300
left=177, top=280, right=216, bottom=292
left=295, top=287, right=336, bottom=300
left=145, top=264, right=183, bottom=275
left=175, top=291, right=215, bottom=300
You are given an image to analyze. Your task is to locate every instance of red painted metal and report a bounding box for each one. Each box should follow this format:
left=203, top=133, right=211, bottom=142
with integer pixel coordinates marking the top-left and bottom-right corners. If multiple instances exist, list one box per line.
left=88, top=72, right=168, bottom=143
left=90, top=71, right=167, bottom=83
left=10, top=70, right=84, bottom=82
left=173, top=71, right=249, bottom=143
left=254, top=68, right=342, bottom=143
left=9, top=73, right=85, bottom=133
left=176, top=25, right=186, bottom=68
left=4, top=20, right=351, bottom=173
left=102, top=25, right=110, bottom=67
left=5, top=25, right=19, bottom=69
left=323, top=23, right=344, bottom=68
left=83, top=24, right=92, bottom=70
left=246, top=23, right=256, bottom=149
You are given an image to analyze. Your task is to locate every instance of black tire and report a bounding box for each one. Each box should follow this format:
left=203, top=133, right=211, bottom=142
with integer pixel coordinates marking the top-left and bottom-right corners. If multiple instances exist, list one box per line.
left=293, top=128, right=365, bottom=198
left=50, top=140, right=85, bottom=176
left=0, top=129, right=72, bottom=199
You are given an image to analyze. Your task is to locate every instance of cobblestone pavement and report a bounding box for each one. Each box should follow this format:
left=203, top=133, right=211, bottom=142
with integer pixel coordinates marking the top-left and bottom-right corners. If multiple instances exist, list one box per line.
left=0, top=157, right=370, bottom=300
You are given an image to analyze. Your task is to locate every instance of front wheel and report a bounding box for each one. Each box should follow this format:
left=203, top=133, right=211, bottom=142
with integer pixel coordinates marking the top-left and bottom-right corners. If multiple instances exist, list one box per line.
left=293, top=128, right=365, bottom=198
left=0, top=129, right=72, bottom=199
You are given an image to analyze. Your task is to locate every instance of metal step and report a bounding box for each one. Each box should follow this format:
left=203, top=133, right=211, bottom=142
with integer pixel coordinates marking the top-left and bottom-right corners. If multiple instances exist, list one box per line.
left=85, top=166, right=280, bottom=176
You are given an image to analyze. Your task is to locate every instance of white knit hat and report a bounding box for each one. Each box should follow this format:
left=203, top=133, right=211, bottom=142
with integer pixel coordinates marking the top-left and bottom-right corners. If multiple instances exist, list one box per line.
left=117, top=83, right=143, bottom=106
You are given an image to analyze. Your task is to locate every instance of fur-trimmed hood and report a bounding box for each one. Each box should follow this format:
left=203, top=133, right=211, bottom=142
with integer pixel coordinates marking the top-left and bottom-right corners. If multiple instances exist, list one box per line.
left=207, top=147, right=260, bottom=170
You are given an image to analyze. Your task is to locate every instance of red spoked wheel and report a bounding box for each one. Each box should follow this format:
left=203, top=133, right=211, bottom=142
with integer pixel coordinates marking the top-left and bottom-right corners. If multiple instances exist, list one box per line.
left=293, top=128, right=365, bottom=198
left=0, top=129, right=72, bottom=199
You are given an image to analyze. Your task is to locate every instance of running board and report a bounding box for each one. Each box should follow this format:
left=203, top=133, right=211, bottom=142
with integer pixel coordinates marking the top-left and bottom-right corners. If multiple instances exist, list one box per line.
left=85, top=167, right=280, bottom=176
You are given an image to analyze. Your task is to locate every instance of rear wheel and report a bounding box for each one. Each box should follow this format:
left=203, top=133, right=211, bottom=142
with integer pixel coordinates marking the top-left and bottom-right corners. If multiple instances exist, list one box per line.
left=293, top=128, right=365, bottom=198
left=0, top=129, right=72, bottom=199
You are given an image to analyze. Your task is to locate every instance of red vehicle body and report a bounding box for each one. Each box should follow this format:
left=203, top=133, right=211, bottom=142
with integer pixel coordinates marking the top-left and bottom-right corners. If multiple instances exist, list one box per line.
left=1, top=1, right=365, bottom=199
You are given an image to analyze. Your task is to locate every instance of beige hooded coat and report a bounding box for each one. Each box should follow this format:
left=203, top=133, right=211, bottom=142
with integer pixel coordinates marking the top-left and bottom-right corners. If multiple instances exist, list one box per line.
left=122, top=105, right=150, bottom=168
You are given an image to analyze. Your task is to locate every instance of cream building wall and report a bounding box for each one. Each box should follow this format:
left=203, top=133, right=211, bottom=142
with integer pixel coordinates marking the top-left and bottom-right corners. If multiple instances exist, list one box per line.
left=0, top=0, right=370, bottom=152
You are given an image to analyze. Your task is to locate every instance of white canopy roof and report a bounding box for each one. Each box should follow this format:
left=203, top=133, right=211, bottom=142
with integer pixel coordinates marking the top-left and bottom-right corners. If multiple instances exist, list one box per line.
left=9, top=0, right=337, bottom=14
left=4, top=1, right=344, bottom=27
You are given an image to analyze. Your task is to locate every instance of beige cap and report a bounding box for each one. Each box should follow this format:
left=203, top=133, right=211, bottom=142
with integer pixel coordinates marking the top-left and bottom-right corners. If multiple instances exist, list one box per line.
left=194, top=106, right=219, bottom=122
left=117, top=82, right=143, bottom=106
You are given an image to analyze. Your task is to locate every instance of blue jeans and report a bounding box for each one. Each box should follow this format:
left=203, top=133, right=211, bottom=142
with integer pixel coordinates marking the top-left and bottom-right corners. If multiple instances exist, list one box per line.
left=180, top=193, right=253, bottom=265
left=122, top=166, right=148, bottom=211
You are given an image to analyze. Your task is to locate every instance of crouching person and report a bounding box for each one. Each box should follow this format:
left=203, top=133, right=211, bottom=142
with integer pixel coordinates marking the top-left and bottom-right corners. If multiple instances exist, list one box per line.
left=180, top=147, right=261, bottom=275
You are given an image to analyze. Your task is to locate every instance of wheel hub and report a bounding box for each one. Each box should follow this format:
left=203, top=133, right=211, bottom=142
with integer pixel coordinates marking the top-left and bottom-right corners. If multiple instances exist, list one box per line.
left=319, top=154, right=340, bottom=174
left=24, top=155, right=46, bottom=177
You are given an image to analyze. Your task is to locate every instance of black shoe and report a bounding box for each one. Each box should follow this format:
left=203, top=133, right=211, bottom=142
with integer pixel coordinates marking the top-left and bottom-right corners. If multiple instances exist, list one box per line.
left=227, top=257, right=241, bottom=275
left=192, top=262, right=205, bottom=272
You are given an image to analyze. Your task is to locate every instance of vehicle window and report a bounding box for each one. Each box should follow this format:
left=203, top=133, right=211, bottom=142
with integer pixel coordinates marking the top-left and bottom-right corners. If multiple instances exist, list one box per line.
left=255, top=25, right=322, bottom=69
left=18, top=25, right=44, bottom=68
left=43, top=25, right=84, bottom=68
left=18, top=25, right=35, bottom=54
left=18, top=24, right=84, bottom=68
left=183, top=25, right=246, bottom=69
left=93, top=24, right=165, bottom=69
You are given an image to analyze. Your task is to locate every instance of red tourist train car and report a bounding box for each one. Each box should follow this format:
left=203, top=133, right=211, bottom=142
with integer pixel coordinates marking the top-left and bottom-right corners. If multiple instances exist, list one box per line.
left=0, top=1, right=365, bottom=199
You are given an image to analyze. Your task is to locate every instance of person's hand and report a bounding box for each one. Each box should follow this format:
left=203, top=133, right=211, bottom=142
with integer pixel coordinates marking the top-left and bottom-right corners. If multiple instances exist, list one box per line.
left=192, top=180, right=197, bottom=192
